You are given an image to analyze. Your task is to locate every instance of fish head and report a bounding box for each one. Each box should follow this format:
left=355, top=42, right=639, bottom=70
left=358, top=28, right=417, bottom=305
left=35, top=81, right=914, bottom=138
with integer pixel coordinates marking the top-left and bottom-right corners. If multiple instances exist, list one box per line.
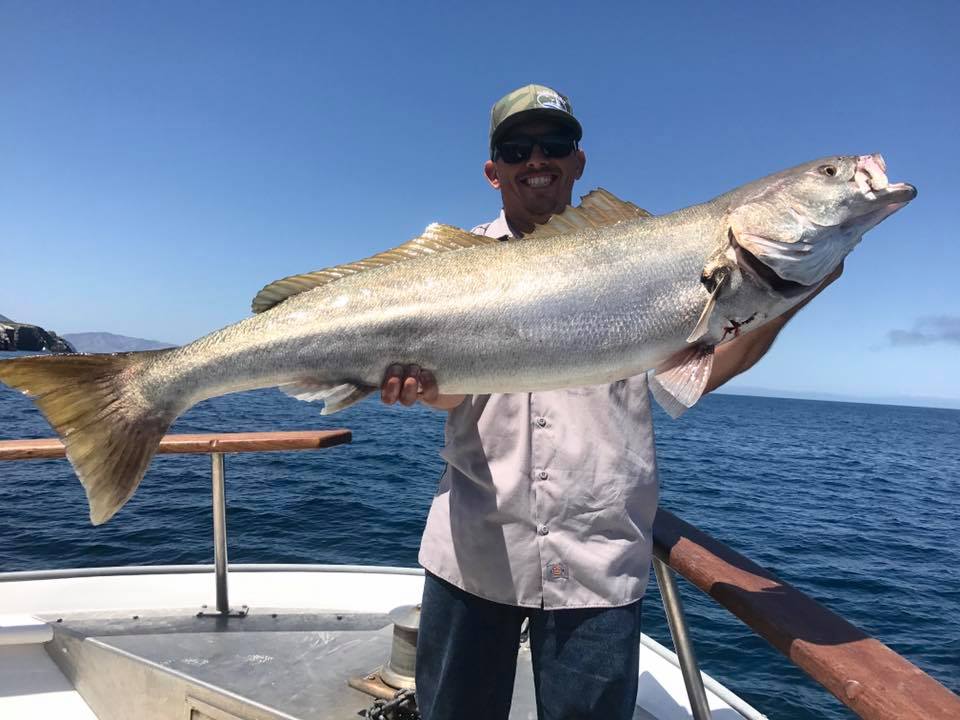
left=727, top=154, right=916, bottom=293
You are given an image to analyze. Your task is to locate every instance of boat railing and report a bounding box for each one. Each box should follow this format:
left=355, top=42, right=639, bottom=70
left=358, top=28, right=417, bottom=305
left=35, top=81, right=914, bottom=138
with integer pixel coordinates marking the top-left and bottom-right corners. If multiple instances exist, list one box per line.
left=1, top=430, right=958, bottom=720
left=0, top=430, right=352, bottom=617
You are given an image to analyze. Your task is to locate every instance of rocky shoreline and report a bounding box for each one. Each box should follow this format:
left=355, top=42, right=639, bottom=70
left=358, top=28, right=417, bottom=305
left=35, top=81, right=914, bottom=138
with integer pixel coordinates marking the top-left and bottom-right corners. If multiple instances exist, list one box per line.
left=0, top=314, right=76, bottom=353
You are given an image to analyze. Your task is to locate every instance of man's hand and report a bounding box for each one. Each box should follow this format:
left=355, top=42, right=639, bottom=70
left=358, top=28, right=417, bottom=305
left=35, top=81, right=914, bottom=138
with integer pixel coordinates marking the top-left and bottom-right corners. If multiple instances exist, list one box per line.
left=705, top=261, right=844, bottom=394
left=380, top=364, right=466, bottom=411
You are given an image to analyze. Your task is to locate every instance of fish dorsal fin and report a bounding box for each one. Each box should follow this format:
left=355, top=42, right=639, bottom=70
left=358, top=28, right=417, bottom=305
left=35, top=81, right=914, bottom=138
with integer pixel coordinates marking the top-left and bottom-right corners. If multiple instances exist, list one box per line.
left=524, top=188, right=651, bottom=240
left=252, top=223, right=498, bottom=313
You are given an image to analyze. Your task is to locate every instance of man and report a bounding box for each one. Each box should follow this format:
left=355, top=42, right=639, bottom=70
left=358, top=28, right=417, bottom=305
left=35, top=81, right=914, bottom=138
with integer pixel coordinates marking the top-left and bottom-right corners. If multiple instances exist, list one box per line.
left=381, top=84, right=838, bottom=720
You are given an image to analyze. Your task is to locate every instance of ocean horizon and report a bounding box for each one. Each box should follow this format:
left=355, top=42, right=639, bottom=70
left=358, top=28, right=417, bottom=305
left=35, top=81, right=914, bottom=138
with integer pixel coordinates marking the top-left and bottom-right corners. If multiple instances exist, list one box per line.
left=1, top=351, right=957, bottom=719
left=714, top=385, right=960, bottom=412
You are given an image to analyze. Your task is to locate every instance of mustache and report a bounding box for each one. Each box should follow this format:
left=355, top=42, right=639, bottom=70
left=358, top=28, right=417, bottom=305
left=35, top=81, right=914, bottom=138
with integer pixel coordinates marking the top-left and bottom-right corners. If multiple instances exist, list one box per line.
left=887, top=316, right=960, bottom=347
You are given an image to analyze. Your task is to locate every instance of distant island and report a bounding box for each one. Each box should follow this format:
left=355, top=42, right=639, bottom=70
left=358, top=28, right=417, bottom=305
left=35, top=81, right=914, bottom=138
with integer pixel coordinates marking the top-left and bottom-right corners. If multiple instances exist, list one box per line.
left=1, top=315, right=175, bottom=354
left=61, top=332, right=176, bottom=353
left=0, top=313, right=75, bottom=353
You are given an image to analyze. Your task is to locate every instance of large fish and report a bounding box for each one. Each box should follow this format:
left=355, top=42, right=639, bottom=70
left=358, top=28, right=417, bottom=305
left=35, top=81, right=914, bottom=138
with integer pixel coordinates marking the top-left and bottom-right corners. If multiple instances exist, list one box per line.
left=0, top=154, right=915, bottom=524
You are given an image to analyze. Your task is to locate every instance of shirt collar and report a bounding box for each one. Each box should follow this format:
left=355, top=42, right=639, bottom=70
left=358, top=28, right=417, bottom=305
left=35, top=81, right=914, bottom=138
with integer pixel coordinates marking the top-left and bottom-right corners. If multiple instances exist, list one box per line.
left=484, top=209, right=517, bottom=240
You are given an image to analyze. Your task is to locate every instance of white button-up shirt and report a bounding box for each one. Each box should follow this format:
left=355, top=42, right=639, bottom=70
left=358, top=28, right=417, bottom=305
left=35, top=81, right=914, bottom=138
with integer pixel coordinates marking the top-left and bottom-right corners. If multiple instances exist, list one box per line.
left=418, top=211, right=659, bottom=609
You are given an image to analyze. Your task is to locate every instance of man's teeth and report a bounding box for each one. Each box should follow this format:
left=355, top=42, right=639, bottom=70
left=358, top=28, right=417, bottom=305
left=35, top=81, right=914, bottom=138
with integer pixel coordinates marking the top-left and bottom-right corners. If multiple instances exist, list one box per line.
left=524, top=175, right=553, bottom=188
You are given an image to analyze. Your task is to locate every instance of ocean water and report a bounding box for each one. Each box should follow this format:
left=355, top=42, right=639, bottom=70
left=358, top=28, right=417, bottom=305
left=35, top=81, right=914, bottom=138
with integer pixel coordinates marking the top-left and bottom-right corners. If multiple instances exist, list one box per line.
left=0, top=351, right=957, bottom=719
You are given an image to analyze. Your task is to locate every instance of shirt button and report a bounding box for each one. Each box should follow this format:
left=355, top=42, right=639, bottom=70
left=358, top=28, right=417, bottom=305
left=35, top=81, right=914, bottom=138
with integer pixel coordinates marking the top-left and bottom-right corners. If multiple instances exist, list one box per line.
left=537, top=524, right=549, bottom=536
left=538, top=470, right=548, bottom=480
left=535, top=417, right=547, bottom=428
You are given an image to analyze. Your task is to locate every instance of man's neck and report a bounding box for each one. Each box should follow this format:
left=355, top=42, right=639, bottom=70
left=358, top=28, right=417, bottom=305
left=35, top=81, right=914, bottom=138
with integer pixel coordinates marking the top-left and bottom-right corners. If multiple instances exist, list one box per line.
left=504, top=212, right=552, bottom=237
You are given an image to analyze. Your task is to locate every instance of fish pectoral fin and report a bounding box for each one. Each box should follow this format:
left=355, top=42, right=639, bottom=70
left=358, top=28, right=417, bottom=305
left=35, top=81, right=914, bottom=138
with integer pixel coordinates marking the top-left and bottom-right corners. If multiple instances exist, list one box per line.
left=687, top=289, right=719, bottom=343
left=252, top=224, right=499, bottom=314
left=688, top=252, right=741, bottom=343
left=649, top=345, right=715, bottom=419
left=279, top=380, right=376, bottom=415
left=525, top=188, right=651, bottom=240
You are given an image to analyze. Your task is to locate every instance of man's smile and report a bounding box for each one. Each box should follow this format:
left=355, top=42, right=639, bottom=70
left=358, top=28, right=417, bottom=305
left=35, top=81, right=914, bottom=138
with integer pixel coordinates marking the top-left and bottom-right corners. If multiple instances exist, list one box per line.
left=521, top=172, right=558, bottom=188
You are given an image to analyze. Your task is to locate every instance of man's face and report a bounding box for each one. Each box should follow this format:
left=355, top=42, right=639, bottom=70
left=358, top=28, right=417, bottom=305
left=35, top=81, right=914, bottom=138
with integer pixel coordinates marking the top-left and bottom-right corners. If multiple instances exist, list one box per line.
left=484, top=121, right=586, bottom=233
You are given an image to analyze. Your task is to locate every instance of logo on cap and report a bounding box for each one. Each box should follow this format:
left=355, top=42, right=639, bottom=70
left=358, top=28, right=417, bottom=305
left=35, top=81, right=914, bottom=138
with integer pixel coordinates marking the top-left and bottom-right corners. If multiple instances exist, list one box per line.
left=537, top=91, right=569, bottom=113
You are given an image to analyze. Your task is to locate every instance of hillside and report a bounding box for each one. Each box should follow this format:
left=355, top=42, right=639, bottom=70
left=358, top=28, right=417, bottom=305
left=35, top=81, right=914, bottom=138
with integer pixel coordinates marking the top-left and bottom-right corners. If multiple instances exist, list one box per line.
left=62, top=332, right=176, bottom=353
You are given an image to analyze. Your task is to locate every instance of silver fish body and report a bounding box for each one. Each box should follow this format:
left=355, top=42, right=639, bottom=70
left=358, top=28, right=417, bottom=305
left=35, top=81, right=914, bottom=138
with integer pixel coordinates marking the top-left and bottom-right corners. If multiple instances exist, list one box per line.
left=0, top=154, right=916, bottom=524
left=152, top=211, right=715, bottom=400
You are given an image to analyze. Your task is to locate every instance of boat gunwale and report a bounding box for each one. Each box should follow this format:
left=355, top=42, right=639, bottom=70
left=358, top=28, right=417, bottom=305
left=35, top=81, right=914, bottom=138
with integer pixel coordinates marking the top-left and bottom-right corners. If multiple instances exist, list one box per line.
left=0, top=563, right=425, bottom=583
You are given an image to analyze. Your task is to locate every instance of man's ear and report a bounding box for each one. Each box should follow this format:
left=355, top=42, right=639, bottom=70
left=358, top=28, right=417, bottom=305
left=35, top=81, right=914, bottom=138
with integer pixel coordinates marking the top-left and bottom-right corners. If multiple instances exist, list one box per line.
left=575, top=149, right=586, bottom=180
left=483, top=160, right=501, bottom=189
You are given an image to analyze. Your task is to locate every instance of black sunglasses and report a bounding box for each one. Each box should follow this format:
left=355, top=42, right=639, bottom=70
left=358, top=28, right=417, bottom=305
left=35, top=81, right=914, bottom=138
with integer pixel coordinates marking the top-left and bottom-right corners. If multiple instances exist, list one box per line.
left=494, top=135, right=578, bottom=164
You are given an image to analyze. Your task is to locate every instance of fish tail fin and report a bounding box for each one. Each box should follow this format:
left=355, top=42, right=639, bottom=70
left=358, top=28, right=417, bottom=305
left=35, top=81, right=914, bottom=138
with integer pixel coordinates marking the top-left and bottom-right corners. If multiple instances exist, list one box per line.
left=0, top=351, right=180, bottom=525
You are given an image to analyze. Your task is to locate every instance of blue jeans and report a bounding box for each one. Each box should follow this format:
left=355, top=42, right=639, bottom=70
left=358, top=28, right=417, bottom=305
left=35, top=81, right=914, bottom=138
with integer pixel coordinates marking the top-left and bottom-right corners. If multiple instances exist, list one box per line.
left=415, top=572, right=643, bottom=720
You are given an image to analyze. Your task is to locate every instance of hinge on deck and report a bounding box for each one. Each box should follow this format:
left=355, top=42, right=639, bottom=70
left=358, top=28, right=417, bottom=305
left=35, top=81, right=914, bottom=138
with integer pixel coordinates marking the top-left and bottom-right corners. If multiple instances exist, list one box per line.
left=185, top=695, right=252, bottom=720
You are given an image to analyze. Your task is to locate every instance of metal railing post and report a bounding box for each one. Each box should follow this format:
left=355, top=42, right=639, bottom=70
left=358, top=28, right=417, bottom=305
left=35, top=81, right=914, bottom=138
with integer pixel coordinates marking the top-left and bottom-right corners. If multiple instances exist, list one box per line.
left=653, top=557, right=712, bottom=720
left=211, top=452, right=230, bottom=614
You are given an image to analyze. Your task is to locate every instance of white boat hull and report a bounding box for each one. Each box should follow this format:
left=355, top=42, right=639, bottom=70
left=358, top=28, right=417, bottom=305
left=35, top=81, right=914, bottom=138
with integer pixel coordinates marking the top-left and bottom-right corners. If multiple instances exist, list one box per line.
left=0, top=565, right=765, bottom=720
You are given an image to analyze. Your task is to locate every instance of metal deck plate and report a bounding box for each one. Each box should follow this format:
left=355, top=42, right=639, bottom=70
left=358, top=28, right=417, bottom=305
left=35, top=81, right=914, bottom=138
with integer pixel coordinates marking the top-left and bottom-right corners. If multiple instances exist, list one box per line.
left=41, top=610, right=554, bottom=720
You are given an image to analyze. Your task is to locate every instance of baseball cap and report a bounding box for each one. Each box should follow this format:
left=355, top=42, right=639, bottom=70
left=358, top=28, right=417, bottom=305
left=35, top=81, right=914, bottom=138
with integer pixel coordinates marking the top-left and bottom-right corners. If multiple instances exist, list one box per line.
left=489, top=84, right=583, bottom=159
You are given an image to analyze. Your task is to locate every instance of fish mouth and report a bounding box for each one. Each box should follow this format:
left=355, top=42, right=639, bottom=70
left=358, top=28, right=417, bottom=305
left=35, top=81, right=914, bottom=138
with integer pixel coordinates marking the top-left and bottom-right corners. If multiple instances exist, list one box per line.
left=864, top=181, right=917, bottom=207
left=852, top=154, right=917, bottom=216
left=848, top=180, right=917, bottom=231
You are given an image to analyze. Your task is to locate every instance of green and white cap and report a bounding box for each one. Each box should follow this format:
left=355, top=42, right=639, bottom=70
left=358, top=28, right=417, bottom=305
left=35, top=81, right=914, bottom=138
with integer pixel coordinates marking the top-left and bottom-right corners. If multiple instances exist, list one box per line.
left=489, top=84, right=582, bottom=158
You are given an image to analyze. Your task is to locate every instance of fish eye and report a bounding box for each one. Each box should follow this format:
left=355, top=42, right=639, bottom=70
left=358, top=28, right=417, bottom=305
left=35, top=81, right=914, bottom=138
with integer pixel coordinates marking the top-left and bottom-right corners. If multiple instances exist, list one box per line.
left=819, top=164, right=838, bottom=177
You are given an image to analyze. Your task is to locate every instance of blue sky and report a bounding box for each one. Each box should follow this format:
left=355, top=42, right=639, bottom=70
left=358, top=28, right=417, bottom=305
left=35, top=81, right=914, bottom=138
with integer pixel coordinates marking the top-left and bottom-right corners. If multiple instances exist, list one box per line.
left=1, top=2, right=957, bottom=406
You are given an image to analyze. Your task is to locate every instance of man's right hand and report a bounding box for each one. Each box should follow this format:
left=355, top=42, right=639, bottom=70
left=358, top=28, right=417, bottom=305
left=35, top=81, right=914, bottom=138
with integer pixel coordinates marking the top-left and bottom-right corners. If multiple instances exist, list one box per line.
left=380, top=364, right=466, bottom=411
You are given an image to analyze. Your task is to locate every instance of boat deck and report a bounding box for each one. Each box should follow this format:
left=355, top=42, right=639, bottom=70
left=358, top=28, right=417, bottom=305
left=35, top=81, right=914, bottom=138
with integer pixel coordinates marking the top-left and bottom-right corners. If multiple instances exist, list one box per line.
left=0, top=566, right=756, bottom=720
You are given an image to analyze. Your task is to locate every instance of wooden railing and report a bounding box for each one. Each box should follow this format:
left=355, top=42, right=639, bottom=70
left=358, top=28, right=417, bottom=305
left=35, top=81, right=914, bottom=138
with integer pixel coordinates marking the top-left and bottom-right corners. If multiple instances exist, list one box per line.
left=0, top=429, right=352, bottom=460
left=1, top=429, right=957, bottom=719
left=653, top=509, right=960, bottom=720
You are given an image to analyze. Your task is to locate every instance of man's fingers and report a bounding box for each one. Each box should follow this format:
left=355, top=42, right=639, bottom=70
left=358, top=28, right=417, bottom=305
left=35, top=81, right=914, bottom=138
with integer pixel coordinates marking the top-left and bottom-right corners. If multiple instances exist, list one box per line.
left=399, top=365, right=421, bottom=406
left=380, top=364, right=405, bottom=404
left=381, top=363, right=441, bottom=407
left=419, top=370, right=440, bottom=403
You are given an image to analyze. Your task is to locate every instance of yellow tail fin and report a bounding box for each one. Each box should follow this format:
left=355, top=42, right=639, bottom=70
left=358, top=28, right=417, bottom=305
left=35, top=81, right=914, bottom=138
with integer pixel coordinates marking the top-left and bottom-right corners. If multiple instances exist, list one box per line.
left=0, top=352, right=177, bottom=525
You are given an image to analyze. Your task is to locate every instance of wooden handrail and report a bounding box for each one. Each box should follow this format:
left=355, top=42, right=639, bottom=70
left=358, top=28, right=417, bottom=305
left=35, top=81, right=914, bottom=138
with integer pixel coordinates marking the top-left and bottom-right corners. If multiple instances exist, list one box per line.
left=0, top=429, right=352, bottom=461
left=653, top=508, right=960, bottom=720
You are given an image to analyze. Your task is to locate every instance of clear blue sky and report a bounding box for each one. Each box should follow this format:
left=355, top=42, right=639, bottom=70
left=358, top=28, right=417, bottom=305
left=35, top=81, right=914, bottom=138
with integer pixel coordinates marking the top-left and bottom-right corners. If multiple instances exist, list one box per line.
left=1, top=2, right=957, bottom=406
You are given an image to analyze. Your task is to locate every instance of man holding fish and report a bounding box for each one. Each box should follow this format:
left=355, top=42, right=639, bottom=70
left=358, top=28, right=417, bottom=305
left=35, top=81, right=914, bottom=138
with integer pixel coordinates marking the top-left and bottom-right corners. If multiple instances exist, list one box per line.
left=380, top=84, right=844, bottom=720
left=0, top=78, right=914, bottom=719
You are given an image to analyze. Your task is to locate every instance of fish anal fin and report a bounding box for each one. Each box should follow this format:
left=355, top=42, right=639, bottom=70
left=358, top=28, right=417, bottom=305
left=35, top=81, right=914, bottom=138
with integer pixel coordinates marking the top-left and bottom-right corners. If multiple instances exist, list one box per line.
left=649, top=345, right=715, bottom=419
left=279, top=379, right=376, bottom=415
left=525, top=188, right=651, bottom=240
left=252, top=224, right=499, bottom=314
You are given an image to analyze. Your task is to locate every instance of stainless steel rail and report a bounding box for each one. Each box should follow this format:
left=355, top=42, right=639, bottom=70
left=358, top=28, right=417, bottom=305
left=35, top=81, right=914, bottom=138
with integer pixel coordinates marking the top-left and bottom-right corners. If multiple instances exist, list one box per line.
left=200, top=452, right=248, bottom=617
left=653, top=558, right=712, bottom=719
left=211, top=452, right=231, bottom=615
